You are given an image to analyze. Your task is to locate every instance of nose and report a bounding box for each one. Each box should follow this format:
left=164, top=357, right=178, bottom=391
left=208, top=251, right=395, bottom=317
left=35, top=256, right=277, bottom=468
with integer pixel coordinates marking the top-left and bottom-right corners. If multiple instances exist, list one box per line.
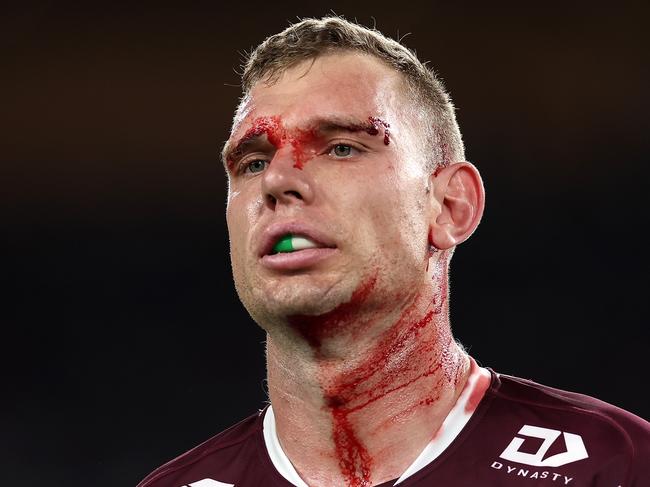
left=261, top=147, right=314, bottom=209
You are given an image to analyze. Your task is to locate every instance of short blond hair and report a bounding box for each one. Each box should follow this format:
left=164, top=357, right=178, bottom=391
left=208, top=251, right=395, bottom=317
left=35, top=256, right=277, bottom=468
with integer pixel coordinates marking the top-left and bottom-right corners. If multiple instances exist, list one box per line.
left=237, top=16, right=465, bottom=171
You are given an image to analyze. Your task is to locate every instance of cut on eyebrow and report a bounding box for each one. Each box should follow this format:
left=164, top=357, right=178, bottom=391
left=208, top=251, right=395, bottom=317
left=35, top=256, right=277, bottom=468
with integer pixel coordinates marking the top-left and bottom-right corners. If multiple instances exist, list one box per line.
left=221, top=115, right=387, bottom=169
left=221, top=115, right=285, bottom=169
left=308, top=115, right=378, bottom=134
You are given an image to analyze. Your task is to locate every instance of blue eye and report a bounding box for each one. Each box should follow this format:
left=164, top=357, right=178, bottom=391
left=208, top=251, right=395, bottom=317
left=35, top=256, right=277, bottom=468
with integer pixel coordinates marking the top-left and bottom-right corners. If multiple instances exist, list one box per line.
left=245, top=159, right=268, bottom=174
left=331, top=144, right=353, bottom=157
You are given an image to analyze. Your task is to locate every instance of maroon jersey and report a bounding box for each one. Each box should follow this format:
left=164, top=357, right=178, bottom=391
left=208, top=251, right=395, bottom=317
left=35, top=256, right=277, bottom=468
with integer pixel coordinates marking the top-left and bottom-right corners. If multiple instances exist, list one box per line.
left=137, top=368, right=649, bottom=487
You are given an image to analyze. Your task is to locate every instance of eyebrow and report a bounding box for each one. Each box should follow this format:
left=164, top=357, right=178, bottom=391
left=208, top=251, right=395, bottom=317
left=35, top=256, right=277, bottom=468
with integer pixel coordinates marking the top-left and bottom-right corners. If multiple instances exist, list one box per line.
left=222, top=132, right=275, bottom=170
left=310, top=115, right=377, bottom=134
left=221, top=115, right=381, bottom=169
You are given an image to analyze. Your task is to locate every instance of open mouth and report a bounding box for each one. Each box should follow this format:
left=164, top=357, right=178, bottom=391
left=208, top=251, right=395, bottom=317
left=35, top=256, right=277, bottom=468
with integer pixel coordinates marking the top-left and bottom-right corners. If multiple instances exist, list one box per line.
left=260, top=228, right=338, bottom=270
left=271, top=234, right=320, bottom=254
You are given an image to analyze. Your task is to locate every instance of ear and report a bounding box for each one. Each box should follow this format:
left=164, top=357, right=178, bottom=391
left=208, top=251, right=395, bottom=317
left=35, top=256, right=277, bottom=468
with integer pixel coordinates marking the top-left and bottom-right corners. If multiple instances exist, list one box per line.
left=428, top=162, right=485, bottom=250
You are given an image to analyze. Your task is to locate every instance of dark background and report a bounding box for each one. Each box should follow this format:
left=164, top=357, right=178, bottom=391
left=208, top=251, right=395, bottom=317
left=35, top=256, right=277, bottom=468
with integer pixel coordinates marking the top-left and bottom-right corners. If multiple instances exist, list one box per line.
left=2, top=1, right=648, bottom=485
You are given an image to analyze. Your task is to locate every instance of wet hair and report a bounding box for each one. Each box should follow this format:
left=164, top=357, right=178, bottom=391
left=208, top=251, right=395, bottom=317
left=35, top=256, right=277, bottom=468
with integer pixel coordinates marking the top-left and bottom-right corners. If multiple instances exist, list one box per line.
left=237, top=16, right=465, bottom=171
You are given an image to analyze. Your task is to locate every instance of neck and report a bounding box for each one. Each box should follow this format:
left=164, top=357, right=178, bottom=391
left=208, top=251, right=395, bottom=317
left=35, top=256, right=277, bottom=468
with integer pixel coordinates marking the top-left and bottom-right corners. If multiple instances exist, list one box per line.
left=266, top=265, right=470, bottom=487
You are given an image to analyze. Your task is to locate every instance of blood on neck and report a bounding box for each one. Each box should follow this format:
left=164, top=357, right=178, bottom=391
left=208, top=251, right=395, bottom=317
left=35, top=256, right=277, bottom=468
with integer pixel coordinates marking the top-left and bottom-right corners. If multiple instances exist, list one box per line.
left=287, top=271, right=457, bottom=487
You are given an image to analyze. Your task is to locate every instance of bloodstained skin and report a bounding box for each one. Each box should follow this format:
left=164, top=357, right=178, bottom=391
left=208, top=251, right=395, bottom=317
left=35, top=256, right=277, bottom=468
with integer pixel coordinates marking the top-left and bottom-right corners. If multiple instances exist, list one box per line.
left=234, top=114, right=455, bottom=484
left=290, top=127, right=320, bottom=170
left=253, top=114, right=453, bottom=485
left=288, top=269, right=455, bottom=487
left=226, top=115, right=286, bottom=169
left=289, top=275, right=378, bottom=349
left=330, top=406, right=373, bottom=486
left=367, top=116, right=391, bottom=145
left=247, top=115, right=287, bottom=147
left=291, top=116, right=391, bottom=169
left=289, top=275, right=378, bottom=486
left=228, top=115, right=391, bottom=171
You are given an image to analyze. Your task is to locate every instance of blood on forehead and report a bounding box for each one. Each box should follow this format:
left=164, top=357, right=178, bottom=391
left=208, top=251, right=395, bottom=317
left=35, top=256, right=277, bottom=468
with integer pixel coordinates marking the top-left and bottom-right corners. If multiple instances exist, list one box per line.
left=244, top=116, right=286, bottom=147
left=225, top=116, right=285, bottom=169
left=227, top=115, right=391, bottom=171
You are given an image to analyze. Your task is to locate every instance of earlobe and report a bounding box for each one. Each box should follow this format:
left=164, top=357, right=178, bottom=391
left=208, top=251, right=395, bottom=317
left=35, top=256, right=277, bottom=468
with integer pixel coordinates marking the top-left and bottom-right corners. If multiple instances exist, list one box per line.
left=428, top=162, right=485, bottom=250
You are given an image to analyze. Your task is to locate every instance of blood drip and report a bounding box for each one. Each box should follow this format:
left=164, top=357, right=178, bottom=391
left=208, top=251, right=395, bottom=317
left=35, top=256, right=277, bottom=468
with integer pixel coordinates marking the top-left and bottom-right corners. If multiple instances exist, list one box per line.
left=289, top=277, right=377, bottom=486
left=432, top=276, right=447, bottom=315
left=229, top=114, right=392, bottom=172
left=330, top=408, right=373, bottom=486
left=425, top=243, right=438, bottom=272
left=243, top=115, right=286, bottom=147
left=290, top=127, right=319, bottom=170
left=326, top=303, right=448, bottom=486
left=290, top=272, right=457, bottom=486
left=368, top=116, right=391, bottom=145
left=289, top=275, right=377, bottom=349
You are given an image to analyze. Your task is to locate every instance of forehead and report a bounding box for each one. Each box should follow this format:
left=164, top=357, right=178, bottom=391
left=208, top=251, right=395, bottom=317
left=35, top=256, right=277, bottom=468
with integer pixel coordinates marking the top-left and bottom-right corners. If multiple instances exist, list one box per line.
left=232, top=53, right=406, bottom=133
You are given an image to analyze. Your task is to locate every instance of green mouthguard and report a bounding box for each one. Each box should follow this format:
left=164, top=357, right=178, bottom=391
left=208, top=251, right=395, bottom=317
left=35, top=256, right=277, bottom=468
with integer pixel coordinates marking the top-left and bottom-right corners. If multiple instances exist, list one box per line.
left=273, top=234, right=294, bottom=253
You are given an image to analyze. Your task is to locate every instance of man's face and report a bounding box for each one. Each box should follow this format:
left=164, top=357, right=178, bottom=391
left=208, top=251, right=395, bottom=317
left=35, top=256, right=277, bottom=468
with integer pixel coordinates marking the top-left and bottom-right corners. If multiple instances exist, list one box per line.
left=225, top=53, right=434, bottom=330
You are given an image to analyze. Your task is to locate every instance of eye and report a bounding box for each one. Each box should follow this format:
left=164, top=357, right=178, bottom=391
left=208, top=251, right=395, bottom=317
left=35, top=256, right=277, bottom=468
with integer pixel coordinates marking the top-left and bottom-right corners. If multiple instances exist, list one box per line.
left=243, top=159, right=268, bottom=174
left=330, top=144, right=354, bottom=158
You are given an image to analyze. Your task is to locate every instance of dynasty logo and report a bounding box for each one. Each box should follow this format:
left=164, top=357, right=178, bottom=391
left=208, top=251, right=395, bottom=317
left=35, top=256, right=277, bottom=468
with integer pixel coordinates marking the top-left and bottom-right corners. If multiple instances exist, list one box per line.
left=490, top=425, right=589, bottom=485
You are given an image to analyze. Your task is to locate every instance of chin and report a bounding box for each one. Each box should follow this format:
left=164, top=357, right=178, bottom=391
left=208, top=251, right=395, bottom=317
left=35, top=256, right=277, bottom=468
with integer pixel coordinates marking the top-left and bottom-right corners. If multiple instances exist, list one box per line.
left=243, top=278, right=350, bottom=325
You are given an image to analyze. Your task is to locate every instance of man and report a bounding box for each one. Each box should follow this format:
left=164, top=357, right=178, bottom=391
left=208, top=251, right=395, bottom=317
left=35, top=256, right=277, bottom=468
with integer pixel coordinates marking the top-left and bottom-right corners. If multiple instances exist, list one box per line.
left=138, top=16, right=649, bottom=487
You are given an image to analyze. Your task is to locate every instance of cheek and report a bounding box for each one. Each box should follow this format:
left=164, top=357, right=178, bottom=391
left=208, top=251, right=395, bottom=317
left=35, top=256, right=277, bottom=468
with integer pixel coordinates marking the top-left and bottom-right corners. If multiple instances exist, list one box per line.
left=363, top=172, right=420, bottom=220
left=227, top=187, right=262, bottom=231
left=343, top=189, right=411, bottom=257
left=371, top=181, right=428, bottom=256
left=225, top=194, right=250, bottom=254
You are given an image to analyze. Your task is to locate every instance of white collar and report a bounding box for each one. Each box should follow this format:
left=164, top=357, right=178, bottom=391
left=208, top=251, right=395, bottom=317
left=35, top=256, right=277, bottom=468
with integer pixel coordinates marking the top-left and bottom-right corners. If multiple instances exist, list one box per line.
left=263, top=363, right=491, bottom=486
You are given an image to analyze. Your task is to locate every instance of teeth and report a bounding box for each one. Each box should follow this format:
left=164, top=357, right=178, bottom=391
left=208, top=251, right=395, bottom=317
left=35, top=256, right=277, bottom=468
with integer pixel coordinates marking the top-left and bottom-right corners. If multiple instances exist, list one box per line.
left=272, top=234, right=318, bottom=253
left=291, top=236, right=318, bottom=250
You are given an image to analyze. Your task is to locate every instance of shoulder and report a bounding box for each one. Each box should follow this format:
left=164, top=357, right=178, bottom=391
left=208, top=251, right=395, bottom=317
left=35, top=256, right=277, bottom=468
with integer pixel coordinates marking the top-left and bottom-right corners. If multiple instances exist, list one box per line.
left=493, top=372, right=649, bottom=437
left=136, top=409, right=267, bottom=487
left=485, top=371, right=649, bottom=484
